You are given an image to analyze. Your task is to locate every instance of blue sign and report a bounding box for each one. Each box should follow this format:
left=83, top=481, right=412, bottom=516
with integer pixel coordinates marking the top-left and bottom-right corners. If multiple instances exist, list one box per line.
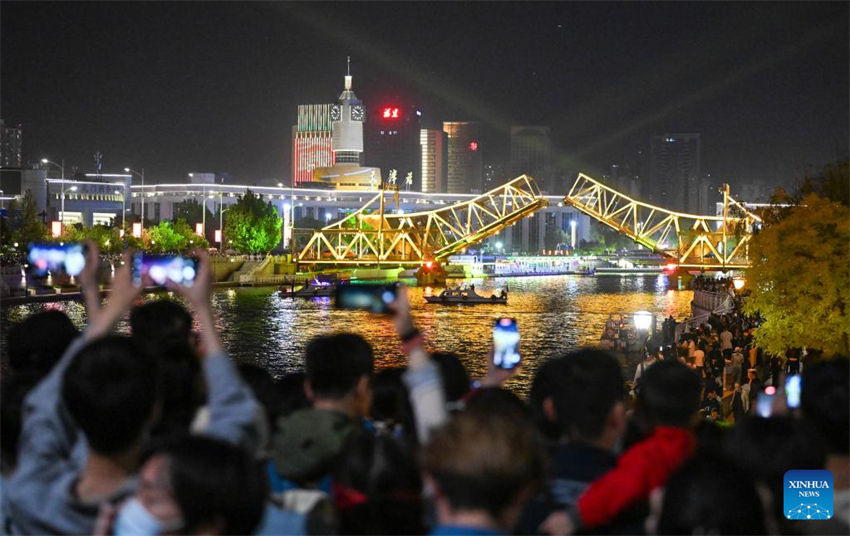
left=0, top=209, right=7, bottom=217
left=784, top=470, right=833, bottom=520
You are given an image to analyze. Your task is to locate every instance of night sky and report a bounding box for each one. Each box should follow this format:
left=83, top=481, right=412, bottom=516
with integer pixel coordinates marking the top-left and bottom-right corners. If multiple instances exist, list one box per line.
left=2, top=2, right=847, bottom=189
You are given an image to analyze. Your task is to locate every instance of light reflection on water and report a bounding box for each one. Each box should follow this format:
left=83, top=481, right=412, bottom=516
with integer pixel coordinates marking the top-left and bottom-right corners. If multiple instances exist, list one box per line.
left=2, top=275, right=692, bottom=395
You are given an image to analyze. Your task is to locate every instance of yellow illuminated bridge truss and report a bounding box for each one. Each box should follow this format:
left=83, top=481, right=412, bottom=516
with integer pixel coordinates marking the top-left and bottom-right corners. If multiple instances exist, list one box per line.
left=563, top=172, right=762, bottom=270
left=297, top=172, right=761, bottom=270
left=297, top=175, right=547, bottom=266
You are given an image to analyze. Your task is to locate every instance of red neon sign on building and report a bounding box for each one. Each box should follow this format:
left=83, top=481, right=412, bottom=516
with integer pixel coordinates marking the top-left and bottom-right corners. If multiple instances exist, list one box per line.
left=381, top=107, right=400, bottom=119
left=469, top=141, right=479, bottom=152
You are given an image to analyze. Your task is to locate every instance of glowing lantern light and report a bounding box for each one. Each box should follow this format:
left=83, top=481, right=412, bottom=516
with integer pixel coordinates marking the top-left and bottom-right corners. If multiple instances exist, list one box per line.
left=425, top=261, right=434, bottom=269
left=214, top=229, right=222, bottom=243
left=132, top=222, right=142, bottom=238
left=195, top=222, right=203, bottom=236
left=733, top=278, right=745, bottom=290
left=51, top=221, right=62, bottom=238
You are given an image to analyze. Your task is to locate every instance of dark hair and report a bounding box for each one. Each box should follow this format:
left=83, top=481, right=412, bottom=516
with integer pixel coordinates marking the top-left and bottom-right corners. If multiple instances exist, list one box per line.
left=0, top=372, right=39, bottom=472
left=423, top=410, right=544, bottom=522
left=7, top=310, right=78, bottom=376
left=429, top=352, right=471, bottom=403
left=238, top=363, right=284, bottom=433
left=305, top=334, right=373, bottom=399
left=129, top=299, right=193, bottom=350
left=165, top=436, right=267, bottom=535
left=529, top=357, right=566, bottom=441
left=62, top=336, right=158, bottom=455
left=277, top=371, right=311, bottom=418
left=148, top=343, right=205, bottom=447
left=638, top=360, right=702, bottom=427
left=333, top=433, right=424, bottom=534
left=549, top=350, right=625, bottom=441
left=801, top=357, right=849, bottom=453
left=370, top=368, right=416, bottom=445
left=464, top=387, right=529, bottom=424
left=724, top=416, right=825, bottom=531
left=657, top=455, right=766, bottom=535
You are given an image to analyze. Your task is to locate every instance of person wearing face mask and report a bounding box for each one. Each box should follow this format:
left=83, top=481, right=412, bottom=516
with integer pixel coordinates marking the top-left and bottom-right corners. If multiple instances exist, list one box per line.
left=5, top=248, right=261, bottom=535
left=100, top=436, right=266, bottom=536
left=518, top=350, right=628, bottom=534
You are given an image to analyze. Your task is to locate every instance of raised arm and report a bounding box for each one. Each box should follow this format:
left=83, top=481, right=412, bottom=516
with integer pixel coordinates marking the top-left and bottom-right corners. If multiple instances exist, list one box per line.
left=390, top=285, right=447, bottom=443
left=166, top=250, right=260, bottom=450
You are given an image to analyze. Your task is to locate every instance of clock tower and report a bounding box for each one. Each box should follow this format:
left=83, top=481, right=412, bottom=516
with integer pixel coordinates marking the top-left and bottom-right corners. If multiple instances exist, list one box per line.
left=331, top=57, right=365, bottom=165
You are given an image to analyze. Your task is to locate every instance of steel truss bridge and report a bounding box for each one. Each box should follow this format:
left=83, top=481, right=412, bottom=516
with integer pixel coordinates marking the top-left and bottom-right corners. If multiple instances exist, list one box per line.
left=297, top=175, right=547, bottom=266
left=563, top=173, right=762, bottom=270
left=297, top=172, right=762, bottom=270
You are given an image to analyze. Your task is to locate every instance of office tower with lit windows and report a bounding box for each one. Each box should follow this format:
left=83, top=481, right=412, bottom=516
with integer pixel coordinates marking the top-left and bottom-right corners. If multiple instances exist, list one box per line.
left=1, top=119, right=22, bottom=169
left=510, top=126, right=551, bottom=190
left=649, top=133, right=701, bottom=212
left=420, top=129, right=448, bottom=193
left=443, top=121, right=482, bottom=194
left=364, top=103, right=421, bottom=190
left=292, top=105, right=334, bottom=187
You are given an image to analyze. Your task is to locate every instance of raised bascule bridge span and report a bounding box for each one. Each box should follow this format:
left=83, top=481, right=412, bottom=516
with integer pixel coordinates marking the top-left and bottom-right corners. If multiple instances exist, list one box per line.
left=563, top=173, right=762, bottom=270
left=296, top=173, right=761, bottom=271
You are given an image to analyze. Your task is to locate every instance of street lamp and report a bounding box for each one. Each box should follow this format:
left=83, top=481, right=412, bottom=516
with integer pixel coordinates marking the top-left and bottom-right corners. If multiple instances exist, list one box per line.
left=114, top=189, right=126, bottom=231
left=60, top=185, right=78, bottom=228
left=570, top=220, right=577, bottom=249
left=41, top=158, right=65, bottom=219
left=124, top=167, right=145, bottom=227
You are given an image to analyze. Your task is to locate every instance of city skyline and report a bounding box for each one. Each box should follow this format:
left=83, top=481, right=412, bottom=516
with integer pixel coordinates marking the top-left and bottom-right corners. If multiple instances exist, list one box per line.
left=2, top=2, right=847, bottom=192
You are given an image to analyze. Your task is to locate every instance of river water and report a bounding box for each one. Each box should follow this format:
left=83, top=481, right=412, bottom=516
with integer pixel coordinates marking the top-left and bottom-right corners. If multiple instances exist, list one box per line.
left=2, top=275, right=692, bottom=395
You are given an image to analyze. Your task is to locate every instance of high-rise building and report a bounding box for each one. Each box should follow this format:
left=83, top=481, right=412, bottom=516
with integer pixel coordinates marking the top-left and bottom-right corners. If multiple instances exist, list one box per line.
left=443, top=121, right=482, bottom=194
left=331, top=61, right=365, bottom=165
left=1, top=119, right=22, bottom=169
left=649, top=133, right=701, bottom=212
left=420, top=129, right=448, bottom=193
left=510, top=126, right=551, bottom=191
left=292, top=104, right=334, bottom=187
left=364, top=103, right=421, bottom=190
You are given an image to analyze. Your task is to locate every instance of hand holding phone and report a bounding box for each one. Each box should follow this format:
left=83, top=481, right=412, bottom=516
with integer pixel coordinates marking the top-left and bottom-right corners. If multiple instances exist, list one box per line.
left=132, top=253, right=199, bottom=287
left=334, top=283, right=399, bottom=313
left=27, top=242, right=86, bottom=276
left=493, top=317, right=521, bottom=370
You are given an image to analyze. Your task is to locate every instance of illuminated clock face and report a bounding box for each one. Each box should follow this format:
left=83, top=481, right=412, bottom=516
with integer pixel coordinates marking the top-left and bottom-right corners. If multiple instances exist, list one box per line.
left=351, top=105, right=365, bottom=121
left=330, top=105, right=341, bottom=121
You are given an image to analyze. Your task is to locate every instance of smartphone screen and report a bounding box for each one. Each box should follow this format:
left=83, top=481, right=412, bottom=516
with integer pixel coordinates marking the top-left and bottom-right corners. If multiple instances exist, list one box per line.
left=493, top=317, right=521, bottom=369
left=133, top=254, right=199, bottom=287
left=785, top=374, right=801, bottom=409
left=334, top=283, right=398, bottom=313
left=27, top=243, right=86, bottom=276
left=756, top=386, right=776, bottom=418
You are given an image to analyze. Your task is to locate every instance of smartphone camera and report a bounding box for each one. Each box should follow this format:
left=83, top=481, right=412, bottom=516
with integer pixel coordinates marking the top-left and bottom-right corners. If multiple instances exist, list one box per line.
left=334, top=283, right=398, bottom=313
left=493, top=317, right=521, bottom=370
left=133, top=253, right=199, bottom=287
left=756, top=385, right=777, bottom=418
left=27, top=243, right=86, bottom=277
left=785, top=374, right=801, bottom=409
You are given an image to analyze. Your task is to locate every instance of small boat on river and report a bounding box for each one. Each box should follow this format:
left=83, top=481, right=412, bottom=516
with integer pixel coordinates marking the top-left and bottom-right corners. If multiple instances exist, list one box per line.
left=424, top=284, right=508, bottom=305
left=279, top=279, right=335, bottom=298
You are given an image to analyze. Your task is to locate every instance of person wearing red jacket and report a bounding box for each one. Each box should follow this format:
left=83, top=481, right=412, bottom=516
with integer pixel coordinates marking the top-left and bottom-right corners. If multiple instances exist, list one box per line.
left=544, top=360, right=703, bottom=534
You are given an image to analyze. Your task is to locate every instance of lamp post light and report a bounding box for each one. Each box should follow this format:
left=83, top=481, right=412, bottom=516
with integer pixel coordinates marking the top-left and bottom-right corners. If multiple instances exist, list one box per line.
left=114, top=189, right=126, bottom=231
left=124, top=167, right=145, bottom=228
left=570, top=220, right=577, bottom=249
left=41, top=158, right=65, bottom=219
left=60, top=185, right=78, bottom=229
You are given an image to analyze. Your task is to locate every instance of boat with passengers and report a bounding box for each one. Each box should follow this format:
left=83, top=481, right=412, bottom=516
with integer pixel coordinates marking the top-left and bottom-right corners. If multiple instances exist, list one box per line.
left=424, top=283, right=508, bottom=305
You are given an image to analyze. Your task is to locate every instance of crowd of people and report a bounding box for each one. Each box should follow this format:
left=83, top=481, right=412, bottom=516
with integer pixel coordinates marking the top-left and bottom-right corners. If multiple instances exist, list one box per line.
left=1, top=244, right=848, bottom=535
